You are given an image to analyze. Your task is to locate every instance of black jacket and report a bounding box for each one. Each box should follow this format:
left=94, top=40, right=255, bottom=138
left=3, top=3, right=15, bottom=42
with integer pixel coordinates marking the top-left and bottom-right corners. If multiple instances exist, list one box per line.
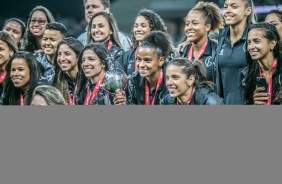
left=159, top=86, right=225, bottom=105
left=0, top=83, right=3, bottom=105
left=180, top=38, right=218, bottom=82
left=214, top=23, right=251, bottom=104
left=74, top=80, right=114, bottom=105
left=242, top=63, right=282, bottom=105
left=103, top=40, right=125, bottom=70
left=126, top=68, right=168, bottom=105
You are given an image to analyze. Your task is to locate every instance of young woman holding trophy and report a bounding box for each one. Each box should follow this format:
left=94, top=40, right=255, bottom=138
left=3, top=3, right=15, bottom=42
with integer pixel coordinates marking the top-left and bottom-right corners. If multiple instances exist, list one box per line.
left=113, top=31, right=173, bottom=105
left=74, top=42, right=115, bottom=105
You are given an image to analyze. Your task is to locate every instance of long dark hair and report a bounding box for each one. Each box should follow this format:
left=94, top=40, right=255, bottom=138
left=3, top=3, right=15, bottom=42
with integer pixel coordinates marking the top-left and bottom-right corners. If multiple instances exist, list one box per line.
left=87, top=11, right=122, bottom=48
left=22, top=5, right=55, bottom=52
left=3, top=51, right=42, bottom=105
left=244, top=22, right=282, bottom=104
left=52, top=37, right=84, bottom=104
left=168, top=58, right=214, bottom=89
left=74, top=43, right=110, bottom=105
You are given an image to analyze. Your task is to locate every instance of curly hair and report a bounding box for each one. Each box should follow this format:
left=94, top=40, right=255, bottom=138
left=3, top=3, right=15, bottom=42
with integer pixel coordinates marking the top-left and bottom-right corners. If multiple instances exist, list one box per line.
left=130, top=8, right=168, bottom=48
left=140, top=30, right=172, bottom=59
left=191, top=1, right=224, bottom=33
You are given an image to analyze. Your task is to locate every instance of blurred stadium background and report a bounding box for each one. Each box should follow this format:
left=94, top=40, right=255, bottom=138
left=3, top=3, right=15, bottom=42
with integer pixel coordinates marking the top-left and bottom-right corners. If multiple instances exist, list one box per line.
left=1, top=0, right=281, bottom=46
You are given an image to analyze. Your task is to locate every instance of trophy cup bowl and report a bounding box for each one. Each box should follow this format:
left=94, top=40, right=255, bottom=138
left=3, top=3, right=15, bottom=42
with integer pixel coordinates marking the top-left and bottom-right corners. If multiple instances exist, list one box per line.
left=100, top=68, right=131, bottom=94
left=100, top=56, right=131, bottom=94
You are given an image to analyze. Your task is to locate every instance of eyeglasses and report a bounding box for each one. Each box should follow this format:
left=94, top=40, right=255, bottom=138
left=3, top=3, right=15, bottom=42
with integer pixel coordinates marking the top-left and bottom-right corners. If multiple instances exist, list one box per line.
left=30, top=19, right=47, bottom=25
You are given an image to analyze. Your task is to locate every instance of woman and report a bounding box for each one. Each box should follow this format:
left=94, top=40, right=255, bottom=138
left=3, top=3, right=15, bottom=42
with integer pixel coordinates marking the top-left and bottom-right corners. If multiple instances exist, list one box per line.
left=3, top=51, right=42, bottom=105
left=160, top=58, right=224, bottom=105
left=2, top=18, right=26, bottom=49
left=22, top=5, right=55, bottom=53
left=214, top=0, right=256, bottom=104
left=265, top=8, right=282, bottom=41
left=113, top=31, right=173, bottom=105
left=87, top=11, right=124, bottom=68
left=243, top=22, right=282, bottom=105
left=31, top=85, right=67, bottom=105
left=0, top=31, right=18, bottom=105
left=180, top=2, right=224, bottom=82
left=53, top=37, right=84, bottom=105
left=118, top=8, right=175, bottom=76
left=74, top=42, right=114, bottom=105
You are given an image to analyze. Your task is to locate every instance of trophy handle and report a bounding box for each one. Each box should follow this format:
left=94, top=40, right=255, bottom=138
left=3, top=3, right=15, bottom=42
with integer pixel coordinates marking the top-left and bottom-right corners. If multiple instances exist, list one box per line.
left=106, top=55, right=115, bottom=70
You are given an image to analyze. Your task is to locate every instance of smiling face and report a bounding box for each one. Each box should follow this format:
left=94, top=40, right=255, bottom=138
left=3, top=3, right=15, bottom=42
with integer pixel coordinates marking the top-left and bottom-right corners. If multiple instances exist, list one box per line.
left=185, top=10, right=210, bottom=43
left=265, top=13, right=282, bottom=40
left=166, top=64, right=192, bottom=99
left=223, top=0, right=250, bottom=26
left=42, top=29, right=63, bottom=58
left=10, top=58, right=30, bottom=91
left=57, top=44, right=78, bottom=73
left=247, top=28, right=276, bottom=62
left=3, top=21, right=23, bottom=45
left=81, top=49, right=105, bottom=83
left=84, top=0, right=107, bottom=23
left=29, top=10, right=48, bottom=37
left=133, top=16, right=151, bottom=44
left=0, top=40, right=14, bottom=68
left=90, top=15, right=112, bottom=43
left=136, top=47, right=164, bottom=79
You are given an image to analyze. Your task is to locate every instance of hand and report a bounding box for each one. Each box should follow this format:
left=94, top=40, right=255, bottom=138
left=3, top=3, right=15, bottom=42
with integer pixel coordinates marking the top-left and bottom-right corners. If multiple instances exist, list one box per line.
left=177, top=40, right=190, bottom=54
left=113, top=89, right=126, bottom=105
left=253, top=87, right=269, bottom=105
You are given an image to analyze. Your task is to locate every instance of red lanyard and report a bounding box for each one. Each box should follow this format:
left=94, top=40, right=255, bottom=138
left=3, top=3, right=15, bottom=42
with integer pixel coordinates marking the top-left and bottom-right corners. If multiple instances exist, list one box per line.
left=84, top=73, right=105, bottom=105
left=107, top=40, right=113, bottom=50
left=66, top=80, right=77, bottom=105
left=0, top=71, right=6, bottom=83
left=145, top=69, right=163, bottom=105
left=177, top=87, right=195, bottom=105
left=134, top=47, right=139, bottom=71
left=188, top=39, right=208, bottom=61
left=20, top=93, right=24, bottom=106
left=259, top=59, right=277, bottom=105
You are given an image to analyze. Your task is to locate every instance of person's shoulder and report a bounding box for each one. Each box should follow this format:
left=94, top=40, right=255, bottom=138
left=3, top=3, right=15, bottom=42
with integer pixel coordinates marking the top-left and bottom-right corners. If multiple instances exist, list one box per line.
left=34, top=51, right=45, bottom=61
left=208, top=37, right=218, bottom=45
left=77, top=32, right=87, bottom=45
left=218, top=26, right=229, bottom=36
left=159, top=91, right=176, bottom=105
left=118, top=31, right=130, bottom=39
left=196, top=86, right=225, bottom=105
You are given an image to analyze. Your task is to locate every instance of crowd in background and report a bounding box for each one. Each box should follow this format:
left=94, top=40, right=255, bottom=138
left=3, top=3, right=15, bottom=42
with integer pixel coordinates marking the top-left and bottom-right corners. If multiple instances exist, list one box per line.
left=1, top=0, right=282, bottom=105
